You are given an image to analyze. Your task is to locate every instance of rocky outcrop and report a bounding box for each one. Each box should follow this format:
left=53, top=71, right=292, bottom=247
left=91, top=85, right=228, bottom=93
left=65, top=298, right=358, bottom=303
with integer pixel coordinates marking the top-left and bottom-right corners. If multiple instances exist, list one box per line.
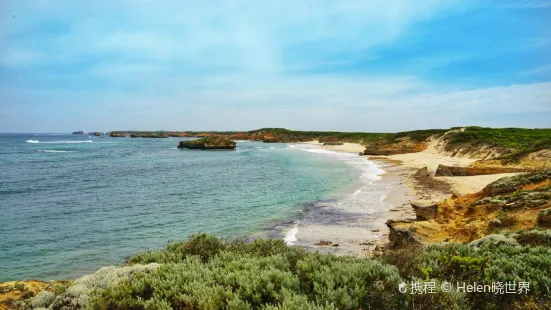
left=262, top=134, right=278, bottom=143
left=386, top=220, right=424, bottom=249
left=393, top=169, right=551, bottom=244
left=177, top=136, right=236, bottom=150
left=109, top=132, right=126, bottom=138
left=314, top=240, right=334, bottom=246
left=228, top=133, right=250, bottom=140
left=362, top=140, right=428, bottom=156
left=414, top=167, right=430, bottom=178
left=72, top=131, right=84, bottom=135
left=411, top=202, right=438, bottom=221
left=168, top=132, right=193, bottom=137
left=435, top=164, right=530, bottom=176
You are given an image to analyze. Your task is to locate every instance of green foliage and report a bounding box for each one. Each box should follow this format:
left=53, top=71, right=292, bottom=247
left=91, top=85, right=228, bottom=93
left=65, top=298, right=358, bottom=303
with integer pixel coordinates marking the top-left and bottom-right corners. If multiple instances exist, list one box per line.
left=442, top=127, right=551, bottom=163
left=31, top=231, right=551, bottom=310
left=390, top=129, right=447, bottom=142
left=487, top=169, right=551, bottom=194
left=444, top=127, right=551, bottom=150
left=376, top=231, right=551, bottom=309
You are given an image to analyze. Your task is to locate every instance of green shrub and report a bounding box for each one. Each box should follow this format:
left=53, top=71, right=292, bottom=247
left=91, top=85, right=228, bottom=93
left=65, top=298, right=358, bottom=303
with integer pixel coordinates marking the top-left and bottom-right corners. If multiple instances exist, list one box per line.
left=28, top=232, right=551, bottom=310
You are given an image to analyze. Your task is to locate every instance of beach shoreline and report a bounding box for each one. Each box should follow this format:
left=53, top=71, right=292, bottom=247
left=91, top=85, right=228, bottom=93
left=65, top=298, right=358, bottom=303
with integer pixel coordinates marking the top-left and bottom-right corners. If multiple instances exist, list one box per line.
left=298, top=142, right=414, bottom=256
left=304, top=140, right=522, bottom=256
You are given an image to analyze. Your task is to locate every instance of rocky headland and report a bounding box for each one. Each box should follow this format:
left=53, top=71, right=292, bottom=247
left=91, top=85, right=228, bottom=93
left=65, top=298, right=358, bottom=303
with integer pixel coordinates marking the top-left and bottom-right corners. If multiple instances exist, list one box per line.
left=177, top=136, right=236, bottom=150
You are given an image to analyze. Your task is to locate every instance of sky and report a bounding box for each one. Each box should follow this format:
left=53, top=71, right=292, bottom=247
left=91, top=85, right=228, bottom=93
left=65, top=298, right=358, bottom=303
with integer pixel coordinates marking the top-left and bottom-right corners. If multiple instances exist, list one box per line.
left=0, top=0, right=550, bottom=133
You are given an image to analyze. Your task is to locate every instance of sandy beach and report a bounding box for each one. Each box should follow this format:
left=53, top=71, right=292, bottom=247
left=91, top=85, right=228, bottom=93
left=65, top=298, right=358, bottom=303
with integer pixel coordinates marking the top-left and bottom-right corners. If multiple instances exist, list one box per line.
left=306, top=139, right=520, bottom=255
left=300, top=141, right=414, bottom=256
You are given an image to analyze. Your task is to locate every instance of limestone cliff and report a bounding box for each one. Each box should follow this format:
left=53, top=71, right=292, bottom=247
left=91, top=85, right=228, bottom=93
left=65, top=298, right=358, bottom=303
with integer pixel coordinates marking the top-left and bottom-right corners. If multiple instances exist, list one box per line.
left=388, top=169, right=551, bottom=245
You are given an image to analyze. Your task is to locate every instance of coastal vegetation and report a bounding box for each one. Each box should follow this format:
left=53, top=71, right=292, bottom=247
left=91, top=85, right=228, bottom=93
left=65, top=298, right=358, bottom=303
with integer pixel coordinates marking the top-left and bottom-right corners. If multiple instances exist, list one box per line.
left=441, top=127, right=551, bottom=163
left=8, top=232, right=549, bottom=310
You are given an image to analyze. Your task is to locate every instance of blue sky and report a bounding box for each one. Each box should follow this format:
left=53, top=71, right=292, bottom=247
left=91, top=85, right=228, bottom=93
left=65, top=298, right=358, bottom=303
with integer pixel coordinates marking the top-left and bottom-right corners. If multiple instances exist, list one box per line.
left=1, top=0, right=550, bottom=132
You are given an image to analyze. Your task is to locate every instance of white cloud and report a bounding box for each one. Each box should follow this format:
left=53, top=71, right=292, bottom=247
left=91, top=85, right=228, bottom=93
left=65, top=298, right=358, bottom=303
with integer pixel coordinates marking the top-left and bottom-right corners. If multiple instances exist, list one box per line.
left=1, top=0, right=549, bottom=133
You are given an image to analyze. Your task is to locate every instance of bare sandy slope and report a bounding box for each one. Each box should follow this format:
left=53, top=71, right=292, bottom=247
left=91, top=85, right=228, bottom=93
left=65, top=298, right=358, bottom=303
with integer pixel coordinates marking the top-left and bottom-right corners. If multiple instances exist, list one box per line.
left=388, top=141, right=519, bottom=196
left=309, top=139, right=518, bottom=197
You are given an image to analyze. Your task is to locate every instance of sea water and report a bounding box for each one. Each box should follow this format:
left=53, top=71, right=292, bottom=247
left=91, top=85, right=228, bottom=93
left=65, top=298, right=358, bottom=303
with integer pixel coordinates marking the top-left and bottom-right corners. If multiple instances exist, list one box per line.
left=0, top=134, right=389, bottom=281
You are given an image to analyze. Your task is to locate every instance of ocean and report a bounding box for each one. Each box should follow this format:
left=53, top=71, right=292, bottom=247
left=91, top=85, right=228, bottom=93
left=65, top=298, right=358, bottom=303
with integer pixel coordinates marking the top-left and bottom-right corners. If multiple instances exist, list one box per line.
left=0, top=133, right=389, bottom=282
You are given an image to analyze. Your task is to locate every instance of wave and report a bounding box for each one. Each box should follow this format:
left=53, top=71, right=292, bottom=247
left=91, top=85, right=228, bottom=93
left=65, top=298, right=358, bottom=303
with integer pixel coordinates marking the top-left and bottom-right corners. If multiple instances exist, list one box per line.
left=302, top=148, right=384, bottom=183
left=283, top=224, right=299, bottom=245
left=26, top=140, right=93, bottom=144
left=39, top=150, right=76, bottom=153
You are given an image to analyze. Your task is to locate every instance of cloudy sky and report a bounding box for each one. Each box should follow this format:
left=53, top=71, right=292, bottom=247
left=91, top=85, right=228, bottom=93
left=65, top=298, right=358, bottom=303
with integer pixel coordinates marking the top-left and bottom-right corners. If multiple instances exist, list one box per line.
left=1, top=0, right=550, bottom=132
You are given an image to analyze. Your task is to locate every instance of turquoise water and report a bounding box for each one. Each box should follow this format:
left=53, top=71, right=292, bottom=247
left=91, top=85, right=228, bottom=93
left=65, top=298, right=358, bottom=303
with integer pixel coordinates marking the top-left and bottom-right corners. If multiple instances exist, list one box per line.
left=0, top=134, right=361, bottom=282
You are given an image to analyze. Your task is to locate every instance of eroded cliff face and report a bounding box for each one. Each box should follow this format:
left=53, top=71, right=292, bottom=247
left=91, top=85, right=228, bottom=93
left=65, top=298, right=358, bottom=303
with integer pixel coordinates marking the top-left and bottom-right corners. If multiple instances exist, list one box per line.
left=388, top=170, right=551, bottom=246
left=435, top=164, right=532, bottom=176
left=362, top=138, right=429, bottom=156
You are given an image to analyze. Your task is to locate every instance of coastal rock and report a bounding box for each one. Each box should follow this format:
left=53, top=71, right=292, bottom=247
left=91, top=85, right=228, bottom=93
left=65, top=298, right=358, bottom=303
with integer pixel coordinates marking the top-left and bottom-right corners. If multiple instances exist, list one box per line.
left=362, top=139, right=428, bottom=156
left=177, top=136, right=236, bottom=150
left=410, top=202, right=438, bottom=221
left=314, top=240, right=333, bottom=246
left=386, top=220, right=423, bottom=249
left=435, top=164, right=530, bottom=177
left=72, top=131, right=84, bottom=135
left=262, top=134, right=278, bottom=143
left=414, top=166, right=430, bottom=178
left=109, top=132, right=126, bottom=138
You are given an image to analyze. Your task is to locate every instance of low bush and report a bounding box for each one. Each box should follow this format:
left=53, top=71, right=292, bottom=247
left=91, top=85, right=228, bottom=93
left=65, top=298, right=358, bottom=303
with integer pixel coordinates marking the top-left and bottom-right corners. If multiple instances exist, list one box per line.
left=25, top=232, right=551, bottom=310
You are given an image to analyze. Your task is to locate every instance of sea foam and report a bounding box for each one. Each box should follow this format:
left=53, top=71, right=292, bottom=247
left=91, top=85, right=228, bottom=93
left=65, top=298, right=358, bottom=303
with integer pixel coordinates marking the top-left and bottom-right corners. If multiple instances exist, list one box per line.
left=283, top=225, right=299, bottom=245
left=39, top=150, right=76, bottom=153
left=26, top=140, right=93, bottom=144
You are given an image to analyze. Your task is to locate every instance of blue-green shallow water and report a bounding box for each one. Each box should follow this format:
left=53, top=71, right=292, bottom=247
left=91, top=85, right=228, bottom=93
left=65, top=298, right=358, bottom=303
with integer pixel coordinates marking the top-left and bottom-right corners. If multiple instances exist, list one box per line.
left=0, top=134, right=360, bottom=282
